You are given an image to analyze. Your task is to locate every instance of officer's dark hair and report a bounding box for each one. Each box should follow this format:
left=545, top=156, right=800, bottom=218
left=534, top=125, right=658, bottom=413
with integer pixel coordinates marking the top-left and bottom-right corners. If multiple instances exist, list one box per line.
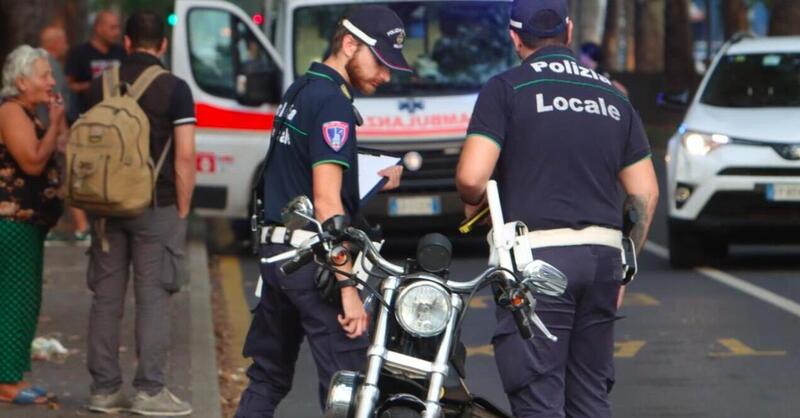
left=125, top=10, right=165, bottom=50
left=517, top=31, right=568, bottom=50
left=328, top=18, right=364, bottom=58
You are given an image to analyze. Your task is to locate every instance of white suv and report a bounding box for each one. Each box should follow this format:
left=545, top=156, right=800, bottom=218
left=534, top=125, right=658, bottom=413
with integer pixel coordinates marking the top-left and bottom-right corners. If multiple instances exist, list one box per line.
left=666, top=35, right=800, bottom=268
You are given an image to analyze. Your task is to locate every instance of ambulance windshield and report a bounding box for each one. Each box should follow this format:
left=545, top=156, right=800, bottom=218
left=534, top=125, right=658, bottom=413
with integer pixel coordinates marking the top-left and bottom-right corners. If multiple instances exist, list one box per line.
left=293, top=2, right=517, bottom=96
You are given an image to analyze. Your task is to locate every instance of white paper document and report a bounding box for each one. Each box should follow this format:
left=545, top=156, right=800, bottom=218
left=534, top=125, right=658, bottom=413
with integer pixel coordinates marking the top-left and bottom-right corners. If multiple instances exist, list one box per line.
left=358, top=152, right=401, bottom=202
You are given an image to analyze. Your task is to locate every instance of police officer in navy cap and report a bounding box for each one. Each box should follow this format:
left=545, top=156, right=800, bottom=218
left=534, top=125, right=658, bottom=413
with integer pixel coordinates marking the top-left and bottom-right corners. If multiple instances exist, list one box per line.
left=456, top=0, right=659, bottom=417
left=235, top=5, right=409, bottom=418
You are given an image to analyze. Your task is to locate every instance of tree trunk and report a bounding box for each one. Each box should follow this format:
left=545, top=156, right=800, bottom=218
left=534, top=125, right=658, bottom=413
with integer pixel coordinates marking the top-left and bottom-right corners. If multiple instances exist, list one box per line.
left=575, top=0, right=608, bottom=45
left=722, top=0, right=749, bottom=40
left=664, top=0, right=696, bottom=91
left=769, top=0, right=800, bottom=36
left=602, top=0, right=623, bottom=71
left=636, top=0, right=665, bottom=73
left=0, top=0, right=88, bottom=64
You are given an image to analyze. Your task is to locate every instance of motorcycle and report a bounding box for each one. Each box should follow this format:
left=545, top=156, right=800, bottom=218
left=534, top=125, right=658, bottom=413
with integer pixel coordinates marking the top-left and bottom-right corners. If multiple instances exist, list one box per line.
left=261, top=180, right=568, bottom=418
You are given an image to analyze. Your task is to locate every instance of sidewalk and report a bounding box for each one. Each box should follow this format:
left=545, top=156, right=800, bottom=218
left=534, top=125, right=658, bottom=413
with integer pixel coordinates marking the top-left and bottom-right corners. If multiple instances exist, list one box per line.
left=0, top=222, right=221, bottom=418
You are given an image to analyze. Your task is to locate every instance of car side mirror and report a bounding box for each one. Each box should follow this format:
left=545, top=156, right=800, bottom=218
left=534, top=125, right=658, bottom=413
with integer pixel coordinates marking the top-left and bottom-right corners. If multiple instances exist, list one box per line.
left=657, top=90, right=691, bottom=112
left=236, top=70, right=281, bottom=107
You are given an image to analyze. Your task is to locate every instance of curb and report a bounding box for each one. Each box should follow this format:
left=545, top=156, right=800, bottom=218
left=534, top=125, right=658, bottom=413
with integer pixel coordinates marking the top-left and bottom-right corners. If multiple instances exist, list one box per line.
left=188, top=221, right=223, bottom=418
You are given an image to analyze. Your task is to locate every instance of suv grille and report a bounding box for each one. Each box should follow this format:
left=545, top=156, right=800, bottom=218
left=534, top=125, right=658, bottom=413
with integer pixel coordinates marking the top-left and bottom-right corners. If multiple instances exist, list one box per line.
left=718, top=167, right=800, bottom=176
left=699, top=190, right=800, bottom=221
left=396, top=150, right=461, bottom=193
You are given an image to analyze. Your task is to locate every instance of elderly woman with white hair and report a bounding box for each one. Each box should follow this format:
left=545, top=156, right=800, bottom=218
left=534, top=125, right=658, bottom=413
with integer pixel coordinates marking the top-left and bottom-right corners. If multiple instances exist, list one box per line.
left=0, top=45, right=65, bottom=405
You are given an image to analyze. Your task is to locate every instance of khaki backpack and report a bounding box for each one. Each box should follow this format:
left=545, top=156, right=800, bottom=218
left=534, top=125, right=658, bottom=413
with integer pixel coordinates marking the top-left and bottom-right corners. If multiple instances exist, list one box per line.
left=65, top=65, right=170, bottom=217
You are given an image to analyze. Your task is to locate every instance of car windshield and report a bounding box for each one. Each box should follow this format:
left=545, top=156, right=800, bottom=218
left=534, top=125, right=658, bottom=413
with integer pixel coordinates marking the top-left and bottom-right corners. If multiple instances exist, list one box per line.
left=700, top=52, right=800, bottom=107
left=293, top=2, right=517, bottom=96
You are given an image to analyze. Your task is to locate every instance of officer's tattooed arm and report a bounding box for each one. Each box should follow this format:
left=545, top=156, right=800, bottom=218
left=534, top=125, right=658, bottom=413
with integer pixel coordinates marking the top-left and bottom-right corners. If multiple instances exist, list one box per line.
left=619, top=158, right=659, bottom=253
left=623, top=195, right=652, bottom=253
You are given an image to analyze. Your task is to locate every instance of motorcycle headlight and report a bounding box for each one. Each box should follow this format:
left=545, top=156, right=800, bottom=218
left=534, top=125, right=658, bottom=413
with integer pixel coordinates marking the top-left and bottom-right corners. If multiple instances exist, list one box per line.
left=681, top=130, right=730, bottom=156
left=395, top=282, right=452, bottom=338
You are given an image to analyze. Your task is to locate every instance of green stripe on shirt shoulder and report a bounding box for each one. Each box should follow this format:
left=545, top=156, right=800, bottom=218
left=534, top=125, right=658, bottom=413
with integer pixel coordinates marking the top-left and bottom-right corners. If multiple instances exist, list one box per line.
left=623, top=153, right=652, bottom=168
left=307, top=70, right=335, bottom=82
left=312, top=159, right=351, bottom=170
left=467, top=131, right=502, bottom=149
left=513, top=78, right=629, bottom=102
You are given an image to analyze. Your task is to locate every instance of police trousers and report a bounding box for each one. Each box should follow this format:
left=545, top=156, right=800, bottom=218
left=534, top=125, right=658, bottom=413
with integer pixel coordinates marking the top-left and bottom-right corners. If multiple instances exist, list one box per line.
left=492, top=245, right=622, bottom=418
left=235, top=245, right=369, bottom=418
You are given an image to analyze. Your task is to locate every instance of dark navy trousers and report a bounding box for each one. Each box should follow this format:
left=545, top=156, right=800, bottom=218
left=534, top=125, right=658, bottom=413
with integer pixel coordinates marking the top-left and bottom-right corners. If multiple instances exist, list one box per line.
left=235, top=245, right=369, bottom=418
left=493, top=245, right=622, bottom=418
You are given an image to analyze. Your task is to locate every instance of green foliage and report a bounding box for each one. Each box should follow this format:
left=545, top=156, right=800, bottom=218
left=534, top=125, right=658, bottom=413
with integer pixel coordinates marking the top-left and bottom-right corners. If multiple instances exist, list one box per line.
left=90, top=0, right=174, bottom=19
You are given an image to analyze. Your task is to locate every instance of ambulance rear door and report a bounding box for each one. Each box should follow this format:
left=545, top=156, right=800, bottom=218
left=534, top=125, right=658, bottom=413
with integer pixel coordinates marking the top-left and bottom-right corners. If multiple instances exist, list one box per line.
left=172, top=0, right=284, bottom=218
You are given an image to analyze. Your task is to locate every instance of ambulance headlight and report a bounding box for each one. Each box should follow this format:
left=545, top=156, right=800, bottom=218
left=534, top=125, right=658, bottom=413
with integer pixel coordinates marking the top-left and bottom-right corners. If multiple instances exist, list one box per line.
left=395, top=282, right=452, bottom=338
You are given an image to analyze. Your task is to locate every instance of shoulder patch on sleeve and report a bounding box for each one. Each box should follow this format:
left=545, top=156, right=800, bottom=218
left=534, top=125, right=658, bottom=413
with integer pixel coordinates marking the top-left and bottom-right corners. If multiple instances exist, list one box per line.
left=322, top=121, right=349, bottom=152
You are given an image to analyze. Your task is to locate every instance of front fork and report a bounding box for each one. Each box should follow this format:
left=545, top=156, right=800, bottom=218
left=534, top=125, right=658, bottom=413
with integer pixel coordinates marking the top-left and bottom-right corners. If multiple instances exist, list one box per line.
left=353, top=278, right=463, bottom=418
left=423, top=294, right=462, bottom=418
left=353, top=276, right=400, bottom=418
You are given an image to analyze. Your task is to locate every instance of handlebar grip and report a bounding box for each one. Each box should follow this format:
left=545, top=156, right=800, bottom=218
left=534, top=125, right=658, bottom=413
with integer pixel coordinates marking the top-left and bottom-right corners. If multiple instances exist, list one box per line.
left=280, top=250, right=314, bottom=276
left=512, top=308, right=534, bottom=340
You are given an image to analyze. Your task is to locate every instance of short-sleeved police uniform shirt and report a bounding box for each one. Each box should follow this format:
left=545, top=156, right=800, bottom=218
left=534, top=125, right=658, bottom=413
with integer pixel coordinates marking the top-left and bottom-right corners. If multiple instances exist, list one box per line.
left=468, top=45, right=651, bottom=231
left=262, top=62, right=360, bottom=224
left=88, top=52, right=197, bottom=207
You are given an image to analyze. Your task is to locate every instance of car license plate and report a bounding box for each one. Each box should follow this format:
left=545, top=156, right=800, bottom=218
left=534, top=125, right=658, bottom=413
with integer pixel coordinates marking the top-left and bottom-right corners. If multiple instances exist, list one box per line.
left=388, top=196, right=441, bottom=217
left=766, top=184, right=800, bottom=202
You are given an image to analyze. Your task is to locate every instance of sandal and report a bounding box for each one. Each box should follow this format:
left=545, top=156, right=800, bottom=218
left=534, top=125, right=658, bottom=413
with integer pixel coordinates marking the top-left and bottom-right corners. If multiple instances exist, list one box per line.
left=0, top=387, right=48, bottom=405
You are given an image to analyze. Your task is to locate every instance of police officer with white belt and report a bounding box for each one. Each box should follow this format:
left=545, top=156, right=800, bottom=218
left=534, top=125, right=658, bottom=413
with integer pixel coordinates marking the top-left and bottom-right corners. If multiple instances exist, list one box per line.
left=456, top=1, right=659, bottom=417
left=235, top=6, right=409, bottom=417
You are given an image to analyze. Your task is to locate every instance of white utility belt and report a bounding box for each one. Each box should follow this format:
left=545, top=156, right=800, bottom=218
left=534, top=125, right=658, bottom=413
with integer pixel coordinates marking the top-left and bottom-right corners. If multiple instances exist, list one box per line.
left=527, top=226, right=623, bottom=250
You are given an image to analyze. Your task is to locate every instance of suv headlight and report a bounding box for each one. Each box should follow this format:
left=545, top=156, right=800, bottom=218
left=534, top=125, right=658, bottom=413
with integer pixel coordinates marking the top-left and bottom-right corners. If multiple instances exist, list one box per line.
left=395, top=282, right=452, bottom=338
left=681, top=130, right=730, bottom=156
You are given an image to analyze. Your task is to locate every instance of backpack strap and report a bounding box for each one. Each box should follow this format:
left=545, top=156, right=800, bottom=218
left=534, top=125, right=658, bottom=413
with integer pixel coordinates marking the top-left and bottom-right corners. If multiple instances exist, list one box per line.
left=101, top=65, right=121, bottom=99
left=149, top=136, right=174, bottom=207
left=127, top=66, right=168, bottom=100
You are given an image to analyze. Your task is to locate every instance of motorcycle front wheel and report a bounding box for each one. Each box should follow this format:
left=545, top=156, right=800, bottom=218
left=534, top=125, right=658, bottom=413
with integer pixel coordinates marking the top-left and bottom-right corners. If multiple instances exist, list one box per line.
left=379, top=406, right=421, bottom=418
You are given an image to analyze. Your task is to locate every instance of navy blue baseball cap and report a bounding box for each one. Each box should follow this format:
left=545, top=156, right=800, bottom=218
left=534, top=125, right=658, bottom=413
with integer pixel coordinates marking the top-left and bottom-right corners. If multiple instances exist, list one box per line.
left=510, top=0, right=570, bottom=38
left=342, top=6, right=413, bottom=72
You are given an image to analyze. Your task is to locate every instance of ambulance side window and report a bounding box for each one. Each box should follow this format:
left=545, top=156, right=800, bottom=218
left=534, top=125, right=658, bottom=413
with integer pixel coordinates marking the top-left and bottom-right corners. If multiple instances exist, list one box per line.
left=187, top=8, right=280, bottom=104
left=188, top=9, right=236, bottom=98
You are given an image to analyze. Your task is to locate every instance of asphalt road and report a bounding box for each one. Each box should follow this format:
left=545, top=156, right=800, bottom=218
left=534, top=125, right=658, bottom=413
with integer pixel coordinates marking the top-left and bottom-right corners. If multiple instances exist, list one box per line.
left=217, top=151, right=800, bottom=417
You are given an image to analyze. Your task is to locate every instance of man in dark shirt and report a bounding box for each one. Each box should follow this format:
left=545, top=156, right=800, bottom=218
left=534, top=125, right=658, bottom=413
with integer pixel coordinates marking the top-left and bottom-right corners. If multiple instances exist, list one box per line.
left=65, top=10, right=126, bottom=116
left=235, top=6, right=407, bottom=418
left=456, top=1, right=658, bottom=417
left=83, top=11, right=196, bottom=416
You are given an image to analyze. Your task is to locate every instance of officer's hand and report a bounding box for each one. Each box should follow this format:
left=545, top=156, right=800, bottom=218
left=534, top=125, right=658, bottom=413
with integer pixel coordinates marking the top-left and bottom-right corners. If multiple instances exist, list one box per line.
left=616, top=285, right=626, bottom=309
left=464, top=202, right=490, bottom=226
left=338, top=287, right=369, bottom=339
left=379, top=165, right=403, bottom=191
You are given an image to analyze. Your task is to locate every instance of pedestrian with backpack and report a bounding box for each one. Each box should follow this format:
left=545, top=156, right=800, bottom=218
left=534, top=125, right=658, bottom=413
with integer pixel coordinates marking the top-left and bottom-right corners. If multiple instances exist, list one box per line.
left=71, top=11, right=196, bottom=416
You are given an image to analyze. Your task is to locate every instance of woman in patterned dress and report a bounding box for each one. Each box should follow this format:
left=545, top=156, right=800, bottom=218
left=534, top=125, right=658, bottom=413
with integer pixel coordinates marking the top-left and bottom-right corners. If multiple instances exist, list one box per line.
left=0, top=45, right=65, bottom=405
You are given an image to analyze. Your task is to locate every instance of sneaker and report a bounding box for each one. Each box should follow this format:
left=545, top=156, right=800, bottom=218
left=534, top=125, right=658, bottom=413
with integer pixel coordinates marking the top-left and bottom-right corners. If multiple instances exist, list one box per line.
left=73, top=230, right=91, bottom=247
left=87, top=389, right=130, bottom=414
left=128, top=388, right=192, bottom=416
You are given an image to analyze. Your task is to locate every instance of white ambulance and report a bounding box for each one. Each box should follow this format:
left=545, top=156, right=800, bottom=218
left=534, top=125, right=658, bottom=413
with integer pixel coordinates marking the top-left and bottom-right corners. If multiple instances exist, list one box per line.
left=171, top=0, right=516, bottom=231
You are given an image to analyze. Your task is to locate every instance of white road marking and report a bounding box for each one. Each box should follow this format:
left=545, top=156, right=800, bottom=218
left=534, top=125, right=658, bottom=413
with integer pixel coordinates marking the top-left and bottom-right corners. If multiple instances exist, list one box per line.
left=644, top=241, right=800, bottom=319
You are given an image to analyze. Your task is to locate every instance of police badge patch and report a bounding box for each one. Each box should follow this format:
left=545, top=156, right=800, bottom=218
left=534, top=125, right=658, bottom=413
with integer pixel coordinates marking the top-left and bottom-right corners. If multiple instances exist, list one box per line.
left=322, top=121, right=349, bottom=152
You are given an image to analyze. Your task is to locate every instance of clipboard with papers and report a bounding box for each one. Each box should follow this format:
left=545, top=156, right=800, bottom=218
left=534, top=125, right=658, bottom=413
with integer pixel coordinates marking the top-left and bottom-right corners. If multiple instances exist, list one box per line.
left=358, top=148, right=402, bottom=206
